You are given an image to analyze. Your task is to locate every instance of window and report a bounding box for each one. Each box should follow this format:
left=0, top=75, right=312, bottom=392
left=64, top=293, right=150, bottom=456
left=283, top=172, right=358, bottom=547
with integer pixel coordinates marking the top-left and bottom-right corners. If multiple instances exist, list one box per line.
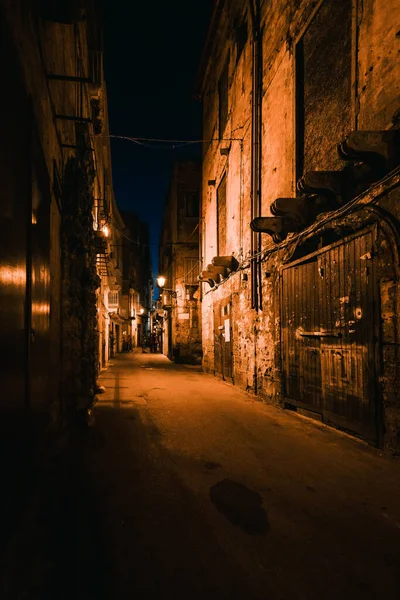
left=185, top=191, right=199, bottom=218
left=296, top=0, right=352, bottom=178
left=218, top=57, right=229, bottom=139
left=235, top=17, right=248, bottom=64
left=184, top=258, right=199, bottom=284
left=108, top=291, right=119, bottom=307
left=177, top=190, right=199, bottom=218
left=217, top=174, right=227, bottom=256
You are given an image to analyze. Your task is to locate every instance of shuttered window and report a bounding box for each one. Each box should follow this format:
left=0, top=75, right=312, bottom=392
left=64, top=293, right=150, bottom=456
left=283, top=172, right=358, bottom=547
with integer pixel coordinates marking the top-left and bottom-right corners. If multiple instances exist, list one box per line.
left=184, top=258, right=199, bottom=283
left=217, top=174, right=227, bottom=256
left=218, top=57, right=229, bottom=139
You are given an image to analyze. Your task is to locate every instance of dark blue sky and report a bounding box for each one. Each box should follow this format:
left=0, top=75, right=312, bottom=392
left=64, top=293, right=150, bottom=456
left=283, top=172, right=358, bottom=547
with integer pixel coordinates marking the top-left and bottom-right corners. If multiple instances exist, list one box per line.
left=103, top=0, right=214, bottom=275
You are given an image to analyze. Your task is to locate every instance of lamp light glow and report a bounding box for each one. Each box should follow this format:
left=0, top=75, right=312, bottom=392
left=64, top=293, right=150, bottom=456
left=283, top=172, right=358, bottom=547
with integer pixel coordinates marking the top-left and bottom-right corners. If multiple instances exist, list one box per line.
left=156, top=276, right=166, bottom=288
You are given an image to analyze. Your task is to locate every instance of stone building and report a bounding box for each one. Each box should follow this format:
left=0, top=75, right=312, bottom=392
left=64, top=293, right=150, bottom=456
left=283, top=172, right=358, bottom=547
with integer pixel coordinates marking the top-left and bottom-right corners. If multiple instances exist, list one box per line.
left=120, top=211, right=153, bottom=348
left=196, top=0, right=400, bottom=451
left=159, top=161, right=202, bottom=363
left=0, top=0, right=122, bottom=511
left=92, top=85, right=126, bottom=368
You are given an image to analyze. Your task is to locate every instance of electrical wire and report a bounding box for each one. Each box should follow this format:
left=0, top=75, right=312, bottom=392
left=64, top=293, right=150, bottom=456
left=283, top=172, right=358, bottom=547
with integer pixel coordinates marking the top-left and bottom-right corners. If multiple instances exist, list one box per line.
left=114, top=225, right=153, bottom=248
left=108, top=134, right=244, bottom=152
left=109, top=134, right=243, bottom=143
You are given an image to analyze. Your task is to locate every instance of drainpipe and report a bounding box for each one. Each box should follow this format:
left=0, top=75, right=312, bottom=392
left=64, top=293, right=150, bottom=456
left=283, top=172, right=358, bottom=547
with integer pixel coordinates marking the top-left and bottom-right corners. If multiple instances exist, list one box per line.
left=248, top=0, right=262, bottom=311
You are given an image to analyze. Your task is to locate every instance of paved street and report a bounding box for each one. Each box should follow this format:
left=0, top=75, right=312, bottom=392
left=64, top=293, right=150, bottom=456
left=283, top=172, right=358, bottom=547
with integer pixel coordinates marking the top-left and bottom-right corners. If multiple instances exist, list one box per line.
left=2, top=349, right=400, bottom=599
left=92, top=351, right=400, bottom=599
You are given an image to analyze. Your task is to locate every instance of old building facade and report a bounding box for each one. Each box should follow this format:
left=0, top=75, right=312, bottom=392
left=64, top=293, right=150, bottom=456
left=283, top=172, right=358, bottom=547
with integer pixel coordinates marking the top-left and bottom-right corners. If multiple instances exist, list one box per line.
left=120, top=211, right=153, bottom=349
left=159, top=161, right=202, bottom=363
left=197, top=0, right=400, bottom=451
left=0, top=0, right=123, bottom=497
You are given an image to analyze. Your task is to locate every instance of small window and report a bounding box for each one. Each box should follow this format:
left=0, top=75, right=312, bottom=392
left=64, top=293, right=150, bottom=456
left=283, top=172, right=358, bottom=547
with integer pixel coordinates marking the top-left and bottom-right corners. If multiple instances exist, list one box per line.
left=235, top=18, right=248, bottom=64
left=185, top=191, right=199, bottom=218
left=218, top=57, right=229, bottom=139
left=108, top=291, right=119, bottom=307
left=217, top=174, right=227, bottom=256
left=178, top=190, right=199, bottom=218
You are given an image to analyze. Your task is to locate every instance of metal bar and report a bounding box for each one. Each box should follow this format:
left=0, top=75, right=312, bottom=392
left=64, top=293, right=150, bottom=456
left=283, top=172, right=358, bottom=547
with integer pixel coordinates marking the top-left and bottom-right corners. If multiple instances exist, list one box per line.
left=61, top=144, right=94, bottom=151
left=47, top=74, right=91, bottom=83
left=55, top=114, right=92, bottom=123
left=299, top=331, right=342, bottom=338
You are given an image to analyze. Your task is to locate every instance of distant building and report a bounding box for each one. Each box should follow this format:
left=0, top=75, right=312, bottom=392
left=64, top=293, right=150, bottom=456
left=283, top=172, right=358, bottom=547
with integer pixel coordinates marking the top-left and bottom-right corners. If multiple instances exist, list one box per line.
left=159, top=161, right=202, bottom=363
left=120, top=212, right=153, bottom=348
left=196, top=0, right=400, bottom=451
left=92, top=88, right=126, bottom=368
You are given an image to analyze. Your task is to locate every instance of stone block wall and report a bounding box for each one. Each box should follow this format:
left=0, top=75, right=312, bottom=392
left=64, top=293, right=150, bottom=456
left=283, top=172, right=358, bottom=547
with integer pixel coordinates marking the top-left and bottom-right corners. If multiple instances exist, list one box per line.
left=198, top=0, right=400, bottom=451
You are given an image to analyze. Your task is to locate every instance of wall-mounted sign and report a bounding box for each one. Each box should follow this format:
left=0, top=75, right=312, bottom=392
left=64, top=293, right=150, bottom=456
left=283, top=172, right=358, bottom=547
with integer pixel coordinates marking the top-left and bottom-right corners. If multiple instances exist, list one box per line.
left=224, top=318, right=230, bottom=342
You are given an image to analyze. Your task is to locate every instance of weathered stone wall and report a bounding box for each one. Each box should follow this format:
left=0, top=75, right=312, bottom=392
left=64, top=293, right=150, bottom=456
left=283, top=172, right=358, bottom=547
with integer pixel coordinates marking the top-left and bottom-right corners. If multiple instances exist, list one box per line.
left=199, top=0, right=400, bottom=451
left=160, top=162, right=202, bottom=363
left=357, top=0, right=400, bottom=130
left=375, top=180, right=400, bottom=450
left=171, top=243, right=202, bottom=364
left=60, top=158, right=99, bottom=420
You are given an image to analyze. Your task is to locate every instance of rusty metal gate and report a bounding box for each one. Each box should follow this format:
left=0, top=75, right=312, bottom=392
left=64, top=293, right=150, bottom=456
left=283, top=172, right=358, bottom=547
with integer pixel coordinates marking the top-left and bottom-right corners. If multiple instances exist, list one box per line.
left=214, top=300, right=233, bottom=382
left=281, top=230, right=380, bottom=444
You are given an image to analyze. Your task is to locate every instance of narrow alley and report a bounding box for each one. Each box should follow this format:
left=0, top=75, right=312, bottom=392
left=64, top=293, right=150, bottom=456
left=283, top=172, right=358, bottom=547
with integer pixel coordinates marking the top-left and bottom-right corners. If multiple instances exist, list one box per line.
left=3, top=350, right=399, bottom=599
left=2, top=1, right=400, bottom=598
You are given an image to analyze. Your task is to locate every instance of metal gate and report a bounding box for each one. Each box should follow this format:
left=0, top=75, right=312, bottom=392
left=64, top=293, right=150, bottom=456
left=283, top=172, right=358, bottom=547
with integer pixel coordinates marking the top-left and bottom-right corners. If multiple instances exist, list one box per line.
left=281, top=230, right=380, bottom=444
left=214, top=300, right=233, bottom=382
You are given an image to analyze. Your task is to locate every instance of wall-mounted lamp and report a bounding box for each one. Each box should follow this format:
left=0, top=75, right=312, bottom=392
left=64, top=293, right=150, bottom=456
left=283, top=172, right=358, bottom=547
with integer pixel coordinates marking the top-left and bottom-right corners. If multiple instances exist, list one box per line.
left=156, top=276, right=177, bottom=298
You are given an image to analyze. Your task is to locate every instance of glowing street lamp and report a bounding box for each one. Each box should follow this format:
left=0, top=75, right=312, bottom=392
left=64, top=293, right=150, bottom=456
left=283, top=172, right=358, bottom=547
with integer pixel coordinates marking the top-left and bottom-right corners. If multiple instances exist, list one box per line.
left=156, top=275, right=177, bottom=298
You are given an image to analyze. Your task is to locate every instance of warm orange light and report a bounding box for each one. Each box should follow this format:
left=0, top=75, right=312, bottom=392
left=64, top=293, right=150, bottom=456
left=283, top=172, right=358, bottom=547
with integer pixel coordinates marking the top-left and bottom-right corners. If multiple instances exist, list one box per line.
left=103, top=225, right=109, bottom=237
left=156, top=276, right=166, bottom=288
left=32, top=301, right=50, bottom=315
left=0, top=266, right=26, bottom=287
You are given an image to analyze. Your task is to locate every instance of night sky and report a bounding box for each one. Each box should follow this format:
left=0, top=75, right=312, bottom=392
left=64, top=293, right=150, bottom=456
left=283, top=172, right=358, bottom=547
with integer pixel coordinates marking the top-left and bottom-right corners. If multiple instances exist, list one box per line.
left=103, top=0, right=214, bottom=276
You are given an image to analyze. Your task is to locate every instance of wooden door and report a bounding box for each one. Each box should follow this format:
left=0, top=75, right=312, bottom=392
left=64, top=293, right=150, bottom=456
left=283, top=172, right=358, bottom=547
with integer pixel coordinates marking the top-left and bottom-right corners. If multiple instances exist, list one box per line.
left=214, top=299, right=233, bottom=381
left=281, top=230, right=379, bottom=444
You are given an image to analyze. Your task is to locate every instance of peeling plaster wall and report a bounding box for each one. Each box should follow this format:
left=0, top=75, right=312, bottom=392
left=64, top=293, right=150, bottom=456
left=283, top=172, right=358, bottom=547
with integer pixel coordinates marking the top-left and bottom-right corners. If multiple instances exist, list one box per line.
left=200, top=0, right=400, bottom=451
